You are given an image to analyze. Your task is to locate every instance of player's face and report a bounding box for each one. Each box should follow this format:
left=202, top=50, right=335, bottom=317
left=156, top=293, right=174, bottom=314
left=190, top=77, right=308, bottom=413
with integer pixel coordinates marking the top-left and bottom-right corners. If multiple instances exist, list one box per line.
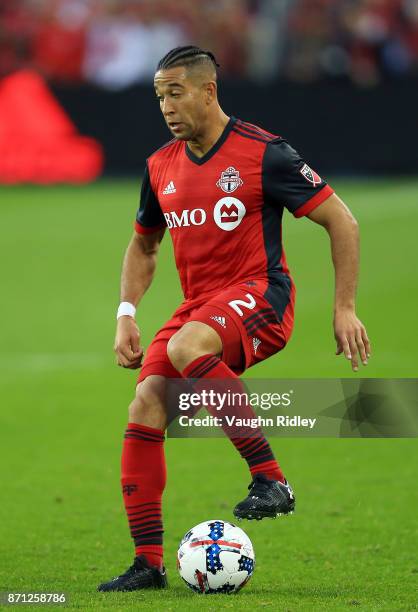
left=154, top=67, right=209, bottom=140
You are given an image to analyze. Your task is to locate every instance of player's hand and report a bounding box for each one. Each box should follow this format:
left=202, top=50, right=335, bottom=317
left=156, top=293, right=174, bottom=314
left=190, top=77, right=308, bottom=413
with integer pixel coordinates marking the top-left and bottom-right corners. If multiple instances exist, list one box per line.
left=333, top=308, right=371, bottom=372
left=114, top=316, right=143, bottom=369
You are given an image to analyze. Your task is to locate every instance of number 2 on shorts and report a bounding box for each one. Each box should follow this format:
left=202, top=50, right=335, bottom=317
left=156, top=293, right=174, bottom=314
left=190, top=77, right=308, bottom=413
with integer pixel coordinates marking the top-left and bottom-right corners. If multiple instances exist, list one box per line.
left=228, top=293, right=256, bottom=317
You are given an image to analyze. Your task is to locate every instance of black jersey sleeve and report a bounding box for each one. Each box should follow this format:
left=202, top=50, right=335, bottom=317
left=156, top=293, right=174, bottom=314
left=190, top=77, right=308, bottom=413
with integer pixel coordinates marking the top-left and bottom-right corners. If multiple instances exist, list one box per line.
left=262, top=137, right=334, bottom=217
left=135, top=162, right=166, bottom=234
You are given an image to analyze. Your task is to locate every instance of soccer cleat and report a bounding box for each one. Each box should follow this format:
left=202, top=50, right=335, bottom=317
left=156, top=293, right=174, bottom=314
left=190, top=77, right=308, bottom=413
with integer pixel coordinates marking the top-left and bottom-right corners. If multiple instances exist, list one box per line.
left=233, top=474, right=295, bottom=520
left=97, top=555, right=168, bottom=592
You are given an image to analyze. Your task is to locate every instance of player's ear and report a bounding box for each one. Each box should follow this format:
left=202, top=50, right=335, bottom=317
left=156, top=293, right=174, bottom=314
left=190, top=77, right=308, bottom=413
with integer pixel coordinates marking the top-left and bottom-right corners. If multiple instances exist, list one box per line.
left=204, top=81, right=217, bottom=105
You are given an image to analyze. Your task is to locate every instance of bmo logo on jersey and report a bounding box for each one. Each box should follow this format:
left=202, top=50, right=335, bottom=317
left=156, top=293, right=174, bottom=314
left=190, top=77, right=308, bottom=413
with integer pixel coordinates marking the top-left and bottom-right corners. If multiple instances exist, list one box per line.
left=164, top=208, right=206, bottom=229
left=213, top=197, right=246, bottom=231
left=164, top=197, right=246, bottom=231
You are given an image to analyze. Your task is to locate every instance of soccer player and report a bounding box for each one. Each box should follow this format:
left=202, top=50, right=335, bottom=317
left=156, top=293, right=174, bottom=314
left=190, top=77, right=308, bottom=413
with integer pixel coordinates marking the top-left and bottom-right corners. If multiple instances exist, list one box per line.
left=98, top=46, right=371, bottom=591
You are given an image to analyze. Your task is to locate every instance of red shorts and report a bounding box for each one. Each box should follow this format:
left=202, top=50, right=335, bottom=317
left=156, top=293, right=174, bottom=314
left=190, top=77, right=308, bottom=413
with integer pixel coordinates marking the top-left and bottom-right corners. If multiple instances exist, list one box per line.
left=137, top=278, right=295, bottom=383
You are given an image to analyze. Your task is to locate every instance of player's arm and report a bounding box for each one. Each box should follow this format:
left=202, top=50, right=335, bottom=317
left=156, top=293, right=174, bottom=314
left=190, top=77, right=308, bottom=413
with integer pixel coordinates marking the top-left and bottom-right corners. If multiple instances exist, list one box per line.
left=307, top=193, right=371, bottom=371
left=115, top=229, right=165, bottom=369
left=120, top=229, right=165, bottom=307
left=262, top=137, right=370, bottom=371
left=115, top=161, right=166, bottom=369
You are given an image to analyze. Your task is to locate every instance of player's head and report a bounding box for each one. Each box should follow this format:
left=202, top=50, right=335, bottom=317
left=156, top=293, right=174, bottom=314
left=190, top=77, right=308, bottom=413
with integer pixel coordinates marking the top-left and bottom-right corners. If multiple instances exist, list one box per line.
left=154, top=46, right=220, bottom=140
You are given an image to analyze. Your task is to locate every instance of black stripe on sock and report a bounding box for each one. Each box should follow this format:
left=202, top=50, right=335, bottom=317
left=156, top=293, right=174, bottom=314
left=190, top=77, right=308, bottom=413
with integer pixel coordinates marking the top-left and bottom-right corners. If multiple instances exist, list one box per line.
left=128, top=509, right=161, bottom=519
left=125, top=428, right=164, bottom=440
left=195, top=358, right=221, bottom=378
left=247, top=450, right=276, bottom=467
left=131, top=519, right=163, bottom=531
left=126, top=502, right=161, bottom=510
left=134, top=535, right=163, bottom=546
left=187, top=355, right=218, bottom=378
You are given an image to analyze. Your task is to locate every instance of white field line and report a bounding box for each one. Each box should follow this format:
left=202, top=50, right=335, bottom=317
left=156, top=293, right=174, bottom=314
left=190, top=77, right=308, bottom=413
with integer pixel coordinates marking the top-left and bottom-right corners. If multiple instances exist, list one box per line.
left=0, top=352, right=110, bottom=373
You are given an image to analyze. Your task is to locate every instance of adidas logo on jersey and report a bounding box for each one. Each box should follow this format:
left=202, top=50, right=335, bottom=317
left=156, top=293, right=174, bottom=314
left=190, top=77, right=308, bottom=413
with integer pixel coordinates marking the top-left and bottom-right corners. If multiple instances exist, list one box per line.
left=210, top=315, right=226, bottom=328
left=252, top=337, right=261, bottom=354
left=163, top=181, right=176, bottom=194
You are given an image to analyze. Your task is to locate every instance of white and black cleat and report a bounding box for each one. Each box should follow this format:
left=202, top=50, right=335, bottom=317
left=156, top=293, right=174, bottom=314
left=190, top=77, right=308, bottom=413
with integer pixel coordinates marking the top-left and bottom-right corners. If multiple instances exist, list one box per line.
left=233, top=474, right=295, bottom=521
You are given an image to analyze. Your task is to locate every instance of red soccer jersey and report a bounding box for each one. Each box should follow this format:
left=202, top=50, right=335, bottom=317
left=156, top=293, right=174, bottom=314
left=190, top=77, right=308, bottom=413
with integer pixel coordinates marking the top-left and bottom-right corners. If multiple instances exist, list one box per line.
left=135, top=117, right=333, bottom=316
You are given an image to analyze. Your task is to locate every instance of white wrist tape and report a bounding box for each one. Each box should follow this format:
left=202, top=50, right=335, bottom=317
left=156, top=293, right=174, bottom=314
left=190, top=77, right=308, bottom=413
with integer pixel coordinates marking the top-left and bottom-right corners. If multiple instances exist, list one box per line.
left=117, top=302, right=136, bottom=320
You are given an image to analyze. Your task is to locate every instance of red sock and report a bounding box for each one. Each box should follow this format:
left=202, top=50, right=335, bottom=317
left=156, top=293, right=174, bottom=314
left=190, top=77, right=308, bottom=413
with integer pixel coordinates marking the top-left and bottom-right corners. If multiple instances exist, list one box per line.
left=182, top=355, right=285, bottom=483
left=121, top=423, right=166, bottom=569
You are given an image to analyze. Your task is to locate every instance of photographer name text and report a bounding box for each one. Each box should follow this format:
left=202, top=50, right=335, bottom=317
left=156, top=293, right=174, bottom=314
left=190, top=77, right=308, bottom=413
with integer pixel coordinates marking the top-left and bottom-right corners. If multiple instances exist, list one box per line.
left=178, top=415, right=317, bottom=429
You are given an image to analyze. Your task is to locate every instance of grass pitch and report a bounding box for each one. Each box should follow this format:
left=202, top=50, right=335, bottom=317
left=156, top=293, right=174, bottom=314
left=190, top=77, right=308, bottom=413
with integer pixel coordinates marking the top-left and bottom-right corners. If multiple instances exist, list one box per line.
left=0, top=179, right=417, bottom=611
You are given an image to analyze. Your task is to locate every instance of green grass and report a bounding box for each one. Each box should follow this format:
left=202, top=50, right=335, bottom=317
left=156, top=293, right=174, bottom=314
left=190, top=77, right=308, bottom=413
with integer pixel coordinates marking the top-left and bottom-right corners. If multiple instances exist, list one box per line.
left=0, top=179, right=417, bottom=610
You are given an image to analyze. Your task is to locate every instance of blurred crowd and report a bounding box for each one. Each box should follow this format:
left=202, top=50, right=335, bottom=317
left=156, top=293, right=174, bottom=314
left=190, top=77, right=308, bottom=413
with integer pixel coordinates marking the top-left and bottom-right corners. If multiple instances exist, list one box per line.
left=1, top=0, right=417, bottom=88
left=285, top=0, right=418, bottom=84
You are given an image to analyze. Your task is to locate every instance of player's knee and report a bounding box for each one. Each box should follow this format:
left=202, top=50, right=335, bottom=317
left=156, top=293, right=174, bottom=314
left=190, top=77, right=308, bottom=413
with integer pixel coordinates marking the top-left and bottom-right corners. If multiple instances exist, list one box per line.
left=128, top=377, right=167, bottom=429
left=166, top=333, right=190, bottom=372
left=167, top=322, right=222, bottom=372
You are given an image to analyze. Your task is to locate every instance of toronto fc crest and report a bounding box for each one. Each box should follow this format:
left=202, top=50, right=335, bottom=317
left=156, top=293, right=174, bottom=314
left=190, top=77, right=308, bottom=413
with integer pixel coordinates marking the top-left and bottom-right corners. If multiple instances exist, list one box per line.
left=300, top=163, right=322, bottom=187
left=216, top=166, right=244, bottom=193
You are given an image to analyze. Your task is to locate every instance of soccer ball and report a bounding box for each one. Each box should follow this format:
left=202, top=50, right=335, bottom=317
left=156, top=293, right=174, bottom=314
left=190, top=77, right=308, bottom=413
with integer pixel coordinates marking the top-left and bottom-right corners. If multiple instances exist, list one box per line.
left=177, top=519, right=255, bottom=594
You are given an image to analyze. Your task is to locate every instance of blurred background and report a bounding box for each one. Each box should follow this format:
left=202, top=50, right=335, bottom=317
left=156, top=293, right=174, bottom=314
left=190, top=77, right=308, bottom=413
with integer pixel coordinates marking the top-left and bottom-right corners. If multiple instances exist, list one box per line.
left=1, top=3, right=417, bottom=606
left=1, top=0, right=417, bottom=177
left=3, top=0, right=418, bottom=85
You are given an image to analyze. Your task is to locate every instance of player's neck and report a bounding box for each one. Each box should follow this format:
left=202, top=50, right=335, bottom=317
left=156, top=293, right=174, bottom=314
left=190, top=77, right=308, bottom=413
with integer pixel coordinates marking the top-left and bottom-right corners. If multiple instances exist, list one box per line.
left=187, top=112, right=230, bottom=159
